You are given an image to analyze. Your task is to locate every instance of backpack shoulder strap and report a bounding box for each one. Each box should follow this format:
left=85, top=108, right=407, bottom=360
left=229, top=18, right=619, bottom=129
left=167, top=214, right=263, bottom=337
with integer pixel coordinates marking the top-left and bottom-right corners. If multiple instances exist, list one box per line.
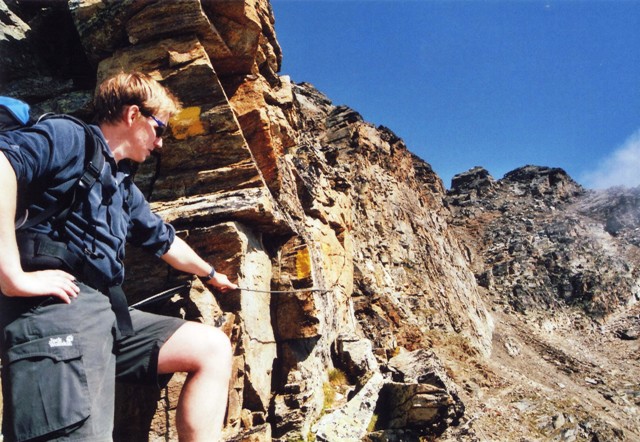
left=45, top=114, right=104, bottom=192
left=18, top=114, right=105, bottom=231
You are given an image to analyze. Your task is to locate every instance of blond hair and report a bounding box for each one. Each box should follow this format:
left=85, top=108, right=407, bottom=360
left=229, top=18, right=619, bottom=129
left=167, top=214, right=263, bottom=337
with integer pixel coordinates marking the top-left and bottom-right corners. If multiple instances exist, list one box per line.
left=93, top=72, right=181, bottom=124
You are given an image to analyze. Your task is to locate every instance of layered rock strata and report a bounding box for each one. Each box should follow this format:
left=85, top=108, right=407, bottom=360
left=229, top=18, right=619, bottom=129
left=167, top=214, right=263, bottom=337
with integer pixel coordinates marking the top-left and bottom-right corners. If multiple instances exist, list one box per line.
left=1, top=1, right=486, bottom=440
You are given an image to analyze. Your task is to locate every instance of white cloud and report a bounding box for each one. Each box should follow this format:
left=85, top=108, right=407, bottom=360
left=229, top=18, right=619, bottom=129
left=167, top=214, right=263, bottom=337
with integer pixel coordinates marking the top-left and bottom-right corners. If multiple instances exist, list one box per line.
left=581, top=130, right=640, bottom=189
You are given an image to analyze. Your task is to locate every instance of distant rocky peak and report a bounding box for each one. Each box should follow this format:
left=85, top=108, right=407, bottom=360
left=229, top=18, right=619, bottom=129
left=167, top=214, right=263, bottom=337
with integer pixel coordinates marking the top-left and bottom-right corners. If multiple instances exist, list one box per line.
left=501, top=165, right=584, bottom=202
left=449, top=166, right=496, bottom=197
left=448, top=165, right=585, bottom=214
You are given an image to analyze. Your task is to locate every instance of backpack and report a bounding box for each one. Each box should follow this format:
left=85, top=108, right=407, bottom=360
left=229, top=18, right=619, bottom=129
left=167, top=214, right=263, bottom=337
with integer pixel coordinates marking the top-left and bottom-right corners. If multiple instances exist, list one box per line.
left=0, top=96, right=105, bottom=231
left=0, top=96, right=31, bottom=129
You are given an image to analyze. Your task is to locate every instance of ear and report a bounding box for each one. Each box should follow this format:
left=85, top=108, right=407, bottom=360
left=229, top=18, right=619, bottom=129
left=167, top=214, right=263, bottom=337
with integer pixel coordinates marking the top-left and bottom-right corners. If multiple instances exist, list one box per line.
left=122, top=104, right=140, bottom=127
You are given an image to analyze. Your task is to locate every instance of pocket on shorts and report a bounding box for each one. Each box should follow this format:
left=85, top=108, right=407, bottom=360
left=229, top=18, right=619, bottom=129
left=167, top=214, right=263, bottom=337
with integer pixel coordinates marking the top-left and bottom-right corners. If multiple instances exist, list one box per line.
left=4, top=333, right=91, bottom=441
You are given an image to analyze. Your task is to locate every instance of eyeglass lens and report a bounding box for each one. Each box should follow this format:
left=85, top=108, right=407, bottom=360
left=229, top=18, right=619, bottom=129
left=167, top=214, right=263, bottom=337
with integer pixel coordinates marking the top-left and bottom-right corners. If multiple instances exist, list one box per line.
left=149, top=115, right=167, bottom=138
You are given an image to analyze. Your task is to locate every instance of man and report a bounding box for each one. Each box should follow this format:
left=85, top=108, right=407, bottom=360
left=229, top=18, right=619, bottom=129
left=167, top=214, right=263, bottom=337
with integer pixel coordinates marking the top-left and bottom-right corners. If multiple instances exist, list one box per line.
left=0, top=72, right=236, bottom=441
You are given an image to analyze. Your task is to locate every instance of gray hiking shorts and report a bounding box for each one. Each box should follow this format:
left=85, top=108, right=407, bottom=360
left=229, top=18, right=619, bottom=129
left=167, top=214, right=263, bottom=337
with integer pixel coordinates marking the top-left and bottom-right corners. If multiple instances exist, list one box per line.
left=0, top=283, right=185, bottom=441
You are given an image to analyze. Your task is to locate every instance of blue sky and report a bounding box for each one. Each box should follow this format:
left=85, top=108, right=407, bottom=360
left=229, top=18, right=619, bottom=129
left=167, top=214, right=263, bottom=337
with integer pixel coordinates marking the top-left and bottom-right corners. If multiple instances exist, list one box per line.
left=270, top=0, right=640, bottom=189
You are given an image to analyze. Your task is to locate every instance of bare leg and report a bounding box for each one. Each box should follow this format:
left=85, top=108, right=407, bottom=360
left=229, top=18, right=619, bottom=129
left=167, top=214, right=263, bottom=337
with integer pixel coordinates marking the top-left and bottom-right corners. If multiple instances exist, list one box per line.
left=158, top=322, right=232, bottom=442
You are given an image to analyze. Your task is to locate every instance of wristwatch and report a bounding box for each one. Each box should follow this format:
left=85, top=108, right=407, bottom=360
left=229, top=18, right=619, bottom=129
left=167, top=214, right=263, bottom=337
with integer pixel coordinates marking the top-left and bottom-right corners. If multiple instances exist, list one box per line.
left=206, top=266, right=216, bottom=280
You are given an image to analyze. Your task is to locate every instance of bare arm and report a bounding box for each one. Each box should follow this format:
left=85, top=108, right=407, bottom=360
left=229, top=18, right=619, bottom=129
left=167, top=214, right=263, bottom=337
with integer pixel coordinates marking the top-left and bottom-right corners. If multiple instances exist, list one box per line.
left=0, top=152, right=79, bottom=303
left=161, top=235, right=237, bottom=292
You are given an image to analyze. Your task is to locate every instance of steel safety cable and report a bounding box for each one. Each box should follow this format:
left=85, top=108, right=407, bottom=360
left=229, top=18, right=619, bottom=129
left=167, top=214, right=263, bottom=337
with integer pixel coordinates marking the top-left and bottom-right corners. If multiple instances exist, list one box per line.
left=234, top=287, right=330, bottom=294
left=130, top=283, right=332, bottom=309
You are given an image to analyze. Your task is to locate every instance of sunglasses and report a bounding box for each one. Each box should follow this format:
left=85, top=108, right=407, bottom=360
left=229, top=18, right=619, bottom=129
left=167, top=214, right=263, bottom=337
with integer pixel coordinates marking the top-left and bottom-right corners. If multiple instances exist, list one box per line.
left=141, top=111, right=167, bottom=138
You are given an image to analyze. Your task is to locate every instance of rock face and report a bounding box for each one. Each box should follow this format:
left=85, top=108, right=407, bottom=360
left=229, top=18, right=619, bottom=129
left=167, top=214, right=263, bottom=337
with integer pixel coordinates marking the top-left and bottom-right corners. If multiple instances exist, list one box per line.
left=1, top=2, right=639, bottom=441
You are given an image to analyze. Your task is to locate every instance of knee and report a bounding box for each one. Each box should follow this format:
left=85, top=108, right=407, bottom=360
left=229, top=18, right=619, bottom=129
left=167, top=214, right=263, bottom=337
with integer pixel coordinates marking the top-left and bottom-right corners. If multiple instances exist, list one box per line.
left=197, top=326, right=233, bottom=372
left=159, top=322, right=233, bottom=376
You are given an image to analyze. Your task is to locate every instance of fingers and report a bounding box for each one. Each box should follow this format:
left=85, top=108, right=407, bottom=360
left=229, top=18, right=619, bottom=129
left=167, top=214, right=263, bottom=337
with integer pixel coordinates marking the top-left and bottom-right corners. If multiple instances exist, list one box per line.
left=60, top=276, right=80, bottom=300
left=32, top=270, right=80, bottom=304
left=50, top=288, right=72, bottom=304
left=60, top=274, right=79, bottom=301
left=207, top=272, right=237, bottom=293
left=4, top=269, right=81, bottom=304
left=217, top=284, right=237, bottom=294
